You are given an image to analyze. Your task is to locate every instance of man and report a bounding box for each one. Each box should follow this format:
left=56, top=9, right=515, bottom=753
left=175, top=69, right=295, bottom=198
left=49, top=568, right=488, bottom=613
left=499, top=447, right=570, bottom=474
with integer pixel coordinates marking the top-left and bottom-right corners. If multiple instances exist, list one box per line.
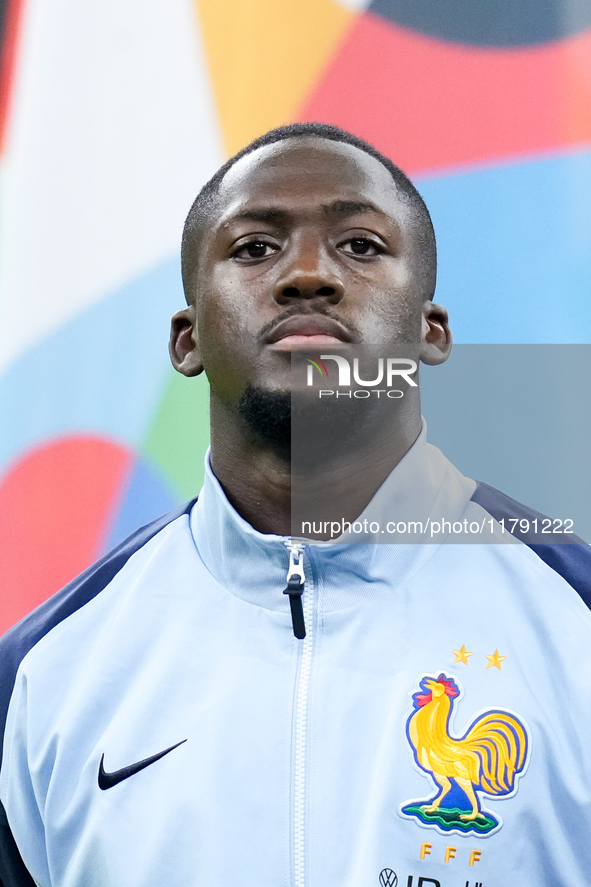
left=0, top=123, right=590, bottom=887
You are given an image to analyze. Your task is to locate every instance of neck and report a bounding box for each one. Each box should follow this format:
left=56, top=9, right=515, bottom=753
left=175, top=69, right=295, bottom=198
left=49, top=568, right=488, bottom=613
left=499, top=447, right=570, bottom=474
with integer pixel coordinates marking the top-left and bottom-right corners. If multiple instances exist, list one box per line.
left=209, top=392, right=422, bottom=537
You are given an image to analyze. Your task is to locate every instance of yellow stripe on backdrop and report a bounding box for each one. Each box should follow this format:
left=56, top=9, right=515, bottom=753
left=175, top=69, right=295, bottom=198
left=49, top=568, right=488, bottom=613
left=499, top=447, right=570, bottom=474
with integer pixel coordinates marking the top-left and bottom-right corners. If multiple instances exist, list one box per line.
left=195, top=0, right=355, bottom=157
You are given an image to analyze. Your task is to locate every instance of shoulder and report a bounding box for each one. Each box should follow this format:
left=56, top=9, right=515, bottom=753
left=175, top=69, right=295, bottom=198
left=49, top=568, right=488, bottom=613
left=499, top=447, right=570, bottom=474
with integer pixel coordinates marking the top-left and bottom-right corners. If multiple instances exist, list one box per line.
left=0, top=499, right=197, bottom=763
left=470, top=481, right=591, bottom=608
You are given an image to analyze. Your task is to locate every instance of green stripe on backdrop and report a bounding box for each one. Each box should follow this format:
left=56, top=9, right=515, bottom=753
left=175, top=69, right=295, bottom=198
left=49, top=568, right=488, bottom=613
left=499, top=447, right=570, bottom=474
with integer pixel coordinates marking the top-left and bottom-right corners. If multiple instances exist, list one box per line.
left=142, top=370, right=210, bottom=500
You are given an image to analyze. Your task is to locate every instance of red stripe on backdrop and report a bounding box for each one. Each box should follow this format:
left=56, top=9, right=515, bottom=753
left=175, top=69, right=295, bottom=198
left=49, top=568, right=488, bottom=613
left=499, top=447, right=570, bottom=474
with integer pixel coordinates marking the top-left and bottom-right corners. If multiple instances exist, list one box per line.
left=0, top=0, right=26, bottom=153
left=0, top=436, right=133, bottom=634
left=300, top=12, right=591, bottom=175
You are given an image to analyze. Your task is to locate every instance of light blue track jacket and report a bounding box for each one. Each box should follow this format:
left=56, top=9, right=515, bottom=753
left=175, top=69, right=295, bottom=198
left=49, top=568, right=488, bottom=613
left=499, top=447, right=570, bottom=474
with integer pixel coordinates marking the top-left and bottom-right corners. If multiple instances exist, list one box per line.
left=1, top=427, right=590, bottom=887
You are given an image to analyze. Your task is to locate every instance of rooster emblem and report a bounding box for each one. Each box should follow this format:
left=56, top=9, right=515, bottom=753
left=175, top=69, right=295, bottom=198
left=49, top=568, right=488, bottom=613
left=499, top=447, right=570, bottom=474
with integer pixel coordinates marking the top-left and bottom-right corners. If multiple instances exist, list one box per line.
left=400, top=673, right=529, bottom=836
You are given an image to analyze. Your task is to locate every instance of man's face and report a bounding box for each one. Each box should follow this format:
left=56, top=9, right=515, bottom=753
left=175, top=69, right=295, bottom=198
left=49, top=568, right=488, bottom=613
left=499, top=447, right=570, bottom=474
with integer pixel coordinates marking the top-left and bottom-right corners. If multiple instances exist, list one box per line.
left=177, top=138, right=441, bottom=405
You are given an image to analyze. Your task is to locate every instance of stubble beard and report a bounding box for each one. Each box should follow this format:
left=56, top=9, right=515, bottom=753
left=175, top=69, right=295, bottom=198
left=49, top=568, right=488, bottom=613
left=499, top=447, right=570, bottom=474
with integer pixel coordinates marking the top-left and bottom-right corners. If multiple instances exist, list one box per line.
left=237, top=388, right=292, bottom=459
left=237, top=385, right=394, bottom=467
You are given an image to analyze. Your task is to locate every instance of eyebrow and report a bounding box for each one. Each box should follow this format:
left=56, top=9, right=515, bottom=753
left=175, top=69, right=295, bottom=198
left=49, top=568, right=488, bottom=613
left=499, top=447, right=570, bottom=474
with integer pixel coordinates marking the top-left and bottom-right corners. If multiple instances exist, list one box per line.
left=227, top=200, right=385, bottom=226
left=228, top=208, right=291, bottom=225
left=321, top=200, right=384, bottom=218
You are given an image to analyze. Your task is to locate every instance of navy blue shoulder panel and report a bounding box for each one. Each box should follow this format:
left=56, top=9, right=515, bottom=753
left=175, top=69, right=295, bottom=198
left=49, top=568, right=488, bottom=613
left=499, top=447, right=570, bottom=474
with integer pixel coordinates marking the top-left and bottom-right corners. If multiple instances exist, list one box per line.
left=0, top=801, right=35, bottom=887
left=0, top=498, right=197, bottom=767
left=471, top=481, right=591, bottom=609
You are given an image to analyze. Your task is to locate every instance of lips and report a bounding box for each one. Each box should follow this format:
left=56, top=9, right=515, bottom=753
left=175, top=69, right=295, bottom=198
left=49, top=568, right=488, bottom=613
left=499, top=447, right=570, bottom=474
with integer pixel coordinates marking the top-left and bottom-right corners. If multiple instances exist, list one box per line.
left=265, top=315, right=356, bottom=349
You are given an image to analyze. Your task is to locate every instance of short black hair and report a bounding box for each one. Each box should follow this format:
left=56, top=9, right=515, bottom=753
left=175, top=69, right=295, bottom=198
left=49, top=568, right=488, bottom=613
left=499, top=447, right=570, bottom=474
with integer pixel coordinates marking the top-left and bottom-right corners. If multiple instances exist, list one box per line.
left=181, top=122, right=437, bottom=302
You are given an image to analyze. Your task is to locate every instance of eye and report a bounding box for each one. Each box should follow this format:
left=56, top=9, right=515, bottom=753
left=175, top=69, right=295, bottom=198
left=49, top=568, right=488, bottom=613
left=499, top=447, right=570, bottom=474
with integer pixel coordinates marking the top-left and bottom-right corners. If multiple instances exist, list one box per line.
left=340, top=236, right=382, bottom=257
left=233, top=239, right=279, bottom=261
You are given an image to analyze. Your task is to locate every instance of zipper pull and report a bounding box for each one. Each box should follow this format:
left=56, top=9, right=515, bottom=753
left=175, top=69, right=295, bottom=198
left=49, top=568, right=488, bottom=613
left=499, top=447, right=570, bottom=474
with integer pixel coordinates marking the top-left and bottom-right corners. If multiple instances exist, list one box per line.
left=283, top=542, right=306, bottom=640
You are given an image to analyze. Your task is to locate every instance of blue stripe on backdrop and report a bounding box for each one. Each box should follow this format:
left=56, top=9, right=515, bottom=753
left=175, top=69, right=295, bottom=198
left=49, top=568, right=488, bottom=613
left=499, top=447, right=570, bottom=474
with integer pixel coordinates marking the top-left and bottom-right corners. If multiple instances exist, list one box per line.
left=0, top=257, right=184, bottom=474
left=418, top=147, right=591, bottom=343
left=101, top=457, right=180, bottom=553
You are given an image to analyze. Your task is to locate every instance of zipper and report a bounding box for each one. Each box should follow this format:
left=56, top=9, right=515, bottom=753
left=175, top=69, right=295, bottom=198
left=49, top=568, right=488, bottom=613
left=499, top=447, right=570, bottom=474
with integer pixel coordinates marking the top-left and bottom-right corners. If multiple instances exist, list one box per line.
left=284, top=541, right=315, bottom=887
left=283, top=542, right=306, bottom=639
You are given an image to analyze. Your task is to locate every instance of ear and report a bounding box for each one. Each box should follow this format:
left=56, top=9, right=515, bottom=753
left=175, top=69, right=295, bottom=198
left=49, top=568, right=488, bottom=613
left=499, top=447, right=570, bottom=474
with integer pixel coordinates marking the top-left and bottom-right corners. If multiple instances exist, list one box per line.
left=169, top=306, right=203, bottom=376
left=419, top=300, right=452, bottom=366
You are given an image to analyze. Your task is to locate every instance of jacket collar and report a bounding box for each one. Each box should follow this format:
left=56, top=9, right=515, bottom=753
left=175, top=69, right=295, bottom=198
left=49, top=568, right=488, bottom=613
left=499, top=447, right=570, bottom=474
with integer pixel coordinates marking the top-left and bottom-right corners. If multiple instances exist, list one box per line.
left=189, top=422, right=475, bottom=612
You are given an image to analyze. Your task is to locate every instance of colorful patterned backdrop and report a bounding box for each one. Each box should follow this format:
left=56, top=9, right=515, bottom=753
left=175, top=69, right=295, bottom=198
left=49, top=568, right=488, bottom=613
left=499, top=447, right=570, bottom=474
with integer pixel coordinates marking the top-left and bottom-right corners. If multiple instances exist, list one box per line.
left=1, top=0, right=590, bottom=632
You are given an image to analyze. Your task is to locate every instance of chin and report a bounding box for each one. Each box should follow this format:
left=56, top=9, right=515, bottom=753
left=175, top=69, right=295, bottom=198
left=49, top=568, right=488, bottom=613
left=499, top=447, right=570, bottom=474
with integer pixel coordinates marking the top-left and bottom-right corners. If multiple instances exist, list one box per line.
left=237, top=384, right=399, bottom=467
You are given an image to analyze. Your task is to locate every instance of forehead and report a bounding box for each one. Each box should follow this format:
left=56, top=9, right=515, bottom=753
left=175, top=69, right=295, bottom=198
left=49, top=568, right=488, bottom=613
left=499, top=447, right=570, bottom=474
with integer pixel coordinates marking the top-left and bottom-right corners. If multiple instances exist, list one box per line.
left=214, top=138, right=408, bottom=225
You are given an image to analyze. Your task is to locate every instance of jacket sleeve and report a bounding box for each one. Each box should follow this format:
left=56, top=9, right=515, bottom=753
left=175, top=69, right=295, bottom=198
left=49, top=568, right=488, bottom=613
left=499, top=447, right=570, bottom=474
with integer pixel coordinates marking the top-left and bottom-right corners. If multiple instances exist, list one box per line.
left=0, top=501, right=198, bottom=887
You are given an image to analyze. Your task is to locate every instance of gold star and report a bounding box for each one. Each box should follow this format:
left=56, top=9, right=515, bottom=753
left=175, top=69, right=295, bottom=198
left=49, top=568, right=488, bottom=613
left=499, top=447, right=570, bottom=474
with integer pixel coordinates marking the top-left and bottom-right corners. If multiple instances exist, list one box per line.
left=486, top=649, right=507, bottom=670
left=452, top=645, right=473, bottom=665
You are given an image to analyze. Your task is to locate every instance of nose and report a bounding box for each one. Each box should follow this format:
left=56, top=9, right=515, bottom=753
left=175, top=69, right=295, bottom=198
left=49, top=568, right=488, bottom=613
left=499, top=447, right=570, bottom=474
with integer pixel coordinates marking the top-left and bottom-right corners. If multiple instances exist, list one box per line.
left=273, top=238, right=344, bottom=305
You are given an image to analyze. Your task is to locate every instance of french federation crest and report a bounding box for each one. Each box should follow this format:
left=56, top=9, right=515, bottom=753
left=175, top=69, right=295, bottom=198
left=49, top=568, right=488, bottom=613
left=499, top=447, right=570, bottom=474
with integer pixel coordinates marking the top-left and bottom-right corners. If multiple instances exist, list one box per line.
left=399, top=673, right=530, bottom=836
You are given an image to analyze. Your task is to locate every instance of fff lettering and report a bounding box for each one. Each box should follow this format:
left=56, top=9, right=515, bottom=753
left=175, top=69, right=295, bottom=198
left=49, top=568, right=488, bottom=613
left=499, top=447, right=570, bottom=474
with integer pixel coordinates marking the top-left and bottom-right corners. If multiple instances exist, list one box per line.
left=420, top=843, right=482, bottom=867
